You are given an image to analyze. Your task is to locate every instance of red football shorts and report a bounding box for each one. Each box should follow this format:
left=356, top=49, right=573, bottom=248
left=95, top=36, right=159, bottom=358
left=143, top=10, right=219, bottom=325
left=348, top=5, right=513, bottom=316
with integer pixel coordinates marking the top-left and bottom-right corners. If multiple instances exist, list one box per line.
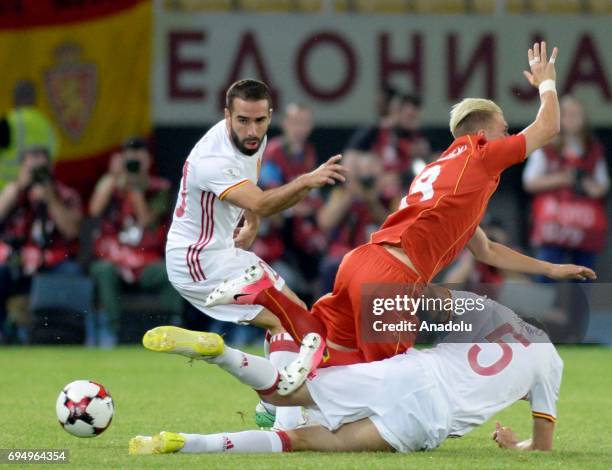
left=312, top=243, right=420, bottom=365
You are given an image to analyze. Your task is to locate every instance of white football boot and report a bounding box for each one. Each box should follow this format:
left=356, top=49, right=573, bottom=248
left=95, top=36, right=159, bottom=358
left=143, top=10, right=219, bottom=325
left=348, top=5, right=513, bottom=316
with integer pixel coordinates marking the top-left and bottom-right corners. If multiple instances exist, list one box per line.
left=277, top=333, right=325, bottom=396
left=204, top=265, right=273, bottom=308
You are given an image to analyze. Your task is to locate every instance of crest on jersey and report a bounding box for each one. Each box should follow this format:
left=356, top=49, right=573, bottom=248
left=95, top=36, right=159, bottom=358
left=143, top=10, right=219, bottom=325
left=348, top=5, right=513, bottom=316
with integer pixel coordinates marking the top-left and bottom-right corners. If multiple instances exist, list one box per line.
left=222, top=167, right=241, bottom=179
left=44, top=42, right=98, bottom=141
left=438, top=144, right=468, bottom=162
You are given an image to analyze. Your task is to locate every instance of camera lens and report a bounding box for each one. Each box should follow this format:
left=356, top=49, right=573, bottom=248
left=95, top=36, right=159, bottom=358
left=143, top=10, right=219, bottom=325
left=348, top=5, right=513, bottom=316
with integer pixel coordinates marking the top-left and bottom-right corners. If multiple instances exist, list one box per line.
left=360, top=176, right=376, bottom=189
left=125, top=159, right=141, bottom=173
left=31, top=166, right=50, bottom=184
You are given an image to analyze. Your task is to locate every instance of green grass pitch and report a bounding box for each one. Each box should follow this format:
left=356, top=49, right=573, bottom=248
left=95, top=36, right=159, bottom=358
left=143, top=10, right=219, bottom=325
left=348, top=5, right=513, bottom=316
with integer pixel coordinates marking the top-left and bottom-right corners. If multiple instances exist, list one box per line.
left=0, top=345, right=610, bottom=469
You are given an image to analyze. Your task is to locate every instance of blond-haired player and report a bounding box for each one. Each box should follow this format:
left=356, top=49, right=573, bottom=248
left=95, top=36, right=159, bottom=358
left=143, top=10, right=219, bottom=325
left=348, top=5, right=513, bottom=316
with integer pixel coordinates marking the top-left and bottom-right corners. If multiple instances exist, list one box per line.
left=201, top=42, right=593, bottom=372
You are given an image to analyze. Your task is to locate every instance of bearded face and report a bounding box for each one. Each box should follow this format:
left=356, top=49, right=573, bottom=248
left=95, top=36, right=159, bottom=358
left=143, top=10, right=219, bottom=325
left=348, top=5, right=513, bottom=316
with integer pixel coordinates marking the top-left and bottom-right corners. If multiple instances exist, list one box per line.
left=230, top=127, right=263, bottom=156
left=225, top=98, right=272, bottom=156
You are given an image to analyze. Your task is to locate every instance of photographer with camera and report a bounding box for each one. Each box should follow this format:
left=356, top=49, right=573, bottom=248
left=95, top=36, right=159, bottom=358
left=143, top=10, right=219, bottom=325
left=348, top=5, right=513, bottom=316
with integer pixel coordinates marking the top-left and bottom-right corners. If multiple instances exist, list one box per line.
left=0, top=146, right=82, bottom=342
left=317, top=152, right=401, bottom=292
left=523, top=95, right=609, bottom=276
left=88, top=137, right=182, bottom=347
left=345, top=93, right=433, bottom=190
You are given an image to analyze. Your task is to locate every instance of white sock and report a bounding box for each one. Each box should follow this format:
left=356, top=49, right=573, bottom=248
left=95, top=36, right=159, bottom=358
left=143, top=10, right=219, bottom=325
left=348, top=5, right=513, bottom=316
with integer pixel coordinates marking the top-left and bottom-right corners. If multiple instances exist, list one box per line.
left=180, top=430, right=290, bottom=453
left=204, top=345, right=278, bottom=392
left=260, top=331, right=276, bottom=416
left=269, top=333, right=303, bottom=430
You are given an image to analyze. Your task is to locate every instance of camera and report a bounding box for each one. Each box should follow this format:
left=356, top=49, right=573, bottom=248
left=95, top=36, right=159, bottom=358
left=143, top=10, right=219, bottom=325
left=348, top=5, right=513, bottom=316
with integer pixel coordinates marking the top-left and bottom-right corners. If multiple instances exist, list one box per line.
left=125, top=159, right=141, bottom=174
left=30, top=165, right=51, bottom=184
left=359, top=176, right=376, bottom=190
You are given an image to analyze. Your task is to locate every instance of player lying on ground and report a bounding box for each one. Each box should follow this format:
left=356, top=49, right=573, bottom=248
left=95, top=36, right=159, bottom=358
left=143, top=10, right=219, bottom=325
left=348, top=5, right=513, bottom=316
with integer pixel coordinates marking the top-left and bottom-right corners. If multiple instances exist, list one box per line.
left=130, top=289, right=562, bottom=454
left=204, top=41, right=593, bottom=370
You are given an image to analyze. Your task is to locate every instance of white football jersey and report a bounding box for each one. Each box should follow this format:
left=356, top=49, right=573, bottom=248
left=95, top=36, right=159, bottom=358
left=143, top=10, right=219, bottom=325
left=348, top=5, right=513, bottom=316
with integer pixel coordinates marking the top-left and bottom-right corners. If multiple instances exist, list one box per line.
left=307, top=290, right=563, bottom=452
left=421, top=290, right=563, bottom=436
left=166, top=120, right=266, bottom=284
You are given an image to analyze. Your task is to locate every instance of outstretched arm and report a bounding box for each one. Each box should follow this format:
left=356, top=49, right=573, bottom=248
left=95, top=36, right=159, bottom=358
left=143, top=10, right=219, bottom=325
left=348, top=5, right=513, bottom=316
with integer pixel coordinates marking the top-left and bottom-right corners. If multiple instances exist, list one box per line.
left=520, top=41, right=561, bottom=156
left=467, top=226, right=596, bottom=281
left=224, top=155, right=346, bottom=217
left=492, top=418, right=554, bottom=451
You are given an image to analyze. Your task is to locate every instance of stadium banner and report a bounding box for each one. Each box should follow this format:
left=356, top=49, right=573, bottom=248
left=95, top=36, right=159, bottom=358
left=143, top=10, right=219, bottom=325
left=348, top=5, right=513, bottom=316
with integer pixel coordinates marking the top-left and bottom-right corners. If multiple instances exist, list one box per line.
left=153, top=6, right=612, bottom=127
left=0, top=0, right=151, bottom=194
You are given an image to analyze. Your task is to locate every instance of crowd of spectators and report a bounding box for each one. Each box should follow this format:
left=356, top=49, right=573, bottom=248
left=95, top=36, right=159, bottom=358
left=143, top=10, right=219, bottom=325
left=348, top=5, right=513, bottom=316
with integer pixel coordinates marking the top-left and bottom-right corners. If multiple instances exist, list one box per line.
left=0, top=86, right=608, bottom=346
left=0, top=136, right=183, bottom=346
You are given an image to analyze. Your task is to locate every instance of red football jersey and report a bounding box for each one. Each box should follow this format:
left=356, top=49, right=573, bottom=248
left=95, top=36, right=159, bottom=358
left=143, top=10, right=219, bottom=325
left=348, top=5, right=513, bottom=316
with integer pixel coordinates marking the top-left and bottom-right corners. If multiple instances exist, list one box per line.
left=371, top=133, right=526, bottom=282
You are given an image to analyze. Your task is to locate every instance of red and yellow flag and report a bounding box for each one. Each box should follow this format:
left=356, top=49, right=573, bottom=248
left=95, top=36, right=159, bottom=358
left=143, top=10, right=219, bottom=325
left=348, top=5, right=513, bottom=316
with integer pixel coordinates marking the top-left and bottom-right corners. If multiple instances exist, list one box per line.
left=0, top=0, right=151, bottom=196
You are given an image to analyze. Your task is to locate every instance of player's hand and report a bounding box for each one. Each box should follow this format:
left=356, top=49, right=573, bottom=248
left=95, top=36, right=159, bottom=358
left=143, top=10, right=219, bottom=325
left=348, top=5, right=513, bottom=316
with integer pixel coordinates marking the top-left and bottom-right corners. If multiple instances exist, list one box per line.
left=547, top=263, right=597, bottom=281
left=303, top=154, right=347, bottom=189
left=492, top=421, right=518, bottom=449
left=523, top=41, right=558, bottom=88
left=233, top=224, right=258, bottom=250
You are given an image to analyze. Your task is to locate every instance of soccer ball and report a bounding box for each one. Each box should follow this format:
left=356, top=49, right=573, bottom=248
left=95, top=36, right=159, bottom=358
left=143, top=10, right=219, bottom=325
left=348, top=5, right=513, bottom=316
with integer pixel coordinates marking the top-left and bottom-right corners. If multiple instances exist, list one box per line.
left=56, top=380, right=114, bottom=437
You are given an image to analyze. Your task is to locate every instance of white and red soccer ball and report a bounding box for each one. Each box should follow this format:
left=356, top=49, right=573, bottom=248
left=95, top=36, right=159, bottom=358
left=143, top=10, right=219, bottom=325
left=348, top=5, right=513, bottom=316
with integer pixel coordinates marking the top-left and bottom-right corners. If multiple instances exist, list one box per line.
left=56, top=380, right=114, bottom=437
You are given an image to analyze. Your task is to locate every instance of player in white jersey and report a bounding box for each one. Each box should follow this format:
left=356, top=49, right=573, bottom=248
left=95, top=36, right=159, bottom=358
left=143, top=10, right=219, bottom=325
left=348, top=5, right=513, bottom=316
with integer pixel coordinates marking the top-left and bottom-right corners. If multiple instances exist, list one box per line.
left=130, top=289, right=563, bottom=455
left=165, top=79, right=344, bottom=325
left=164, top=116, right=282, bottom=315
left=158, top=79, right=346, bottom=430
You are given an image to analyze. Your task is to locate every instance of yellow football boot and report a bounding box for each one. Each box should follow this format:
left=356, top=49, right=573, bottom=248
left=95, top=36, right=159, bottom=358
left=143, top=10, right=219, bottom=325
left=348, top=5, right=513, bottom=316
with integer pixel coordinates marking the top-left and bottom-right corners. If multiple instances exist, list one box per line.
left=142, top=326, right=224, bottom=358
left=129, top=431, right=185, bottom=455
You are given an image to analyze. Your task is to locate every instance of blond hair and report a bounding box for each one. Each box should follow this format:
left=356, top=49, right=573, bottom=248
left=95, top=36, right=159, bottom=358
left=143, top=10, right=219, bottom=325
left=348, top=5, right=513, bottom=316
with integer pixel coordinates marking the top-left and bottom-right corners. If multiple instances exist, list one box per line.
left=449, top=98, right=503, bottom=138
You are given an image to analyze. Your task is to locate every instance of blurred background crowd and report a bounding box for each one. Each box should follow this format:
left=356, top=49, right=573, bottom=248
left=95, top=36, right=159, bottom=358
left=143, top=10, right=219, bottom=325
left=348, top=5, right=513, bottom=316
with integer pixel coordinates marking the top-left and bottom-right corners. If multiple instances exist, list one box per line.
left=1, top=0, right=611, bottom=346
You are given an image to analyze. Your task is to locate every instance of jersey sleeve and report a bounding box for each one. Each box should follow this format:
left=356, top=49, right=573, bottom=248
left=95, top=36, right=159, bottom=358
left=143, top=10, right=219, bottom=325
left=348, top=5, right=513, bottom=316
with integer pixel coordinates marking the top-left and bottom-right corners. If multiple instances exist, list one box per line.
left=481, top=134, right=527, bottom=176
left=194, top=155, right=250, bottom=200
left=528, top=352, right=563, bottom=423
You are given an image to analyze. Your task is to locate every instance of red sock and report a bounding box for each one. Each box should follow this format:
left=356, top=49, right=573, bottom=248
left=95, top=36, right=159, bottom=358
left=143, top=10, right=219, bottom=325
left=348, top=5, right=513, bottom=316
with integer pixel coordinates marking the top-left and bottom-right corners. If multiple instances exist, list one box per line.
left=275, top=430, right=292, bottom=452
left=254, top=288, right=327, bottom=344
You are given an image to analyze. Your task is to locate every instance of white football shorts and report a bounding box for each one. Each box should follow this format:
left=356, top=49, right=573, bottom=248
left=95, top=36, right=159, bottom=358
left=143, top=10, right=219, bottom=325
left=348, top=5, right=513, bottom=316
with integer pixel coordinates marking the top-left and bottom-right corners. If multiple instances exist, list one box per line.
left=305, top=350, right=452, bottom=452
left=168, top=248, right=285, bottom=324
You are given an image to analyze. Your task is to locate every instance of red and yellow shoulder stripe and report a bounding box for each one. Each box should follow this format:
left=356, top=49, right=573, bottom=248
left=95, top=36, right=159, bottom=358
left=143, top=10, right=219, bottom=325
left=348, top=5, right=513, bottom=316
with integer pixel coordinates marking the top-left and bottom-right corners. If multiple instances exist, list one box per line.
left=219, top=180, right=250, bottom=200
left=532, top=411, right=556, bottom=423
